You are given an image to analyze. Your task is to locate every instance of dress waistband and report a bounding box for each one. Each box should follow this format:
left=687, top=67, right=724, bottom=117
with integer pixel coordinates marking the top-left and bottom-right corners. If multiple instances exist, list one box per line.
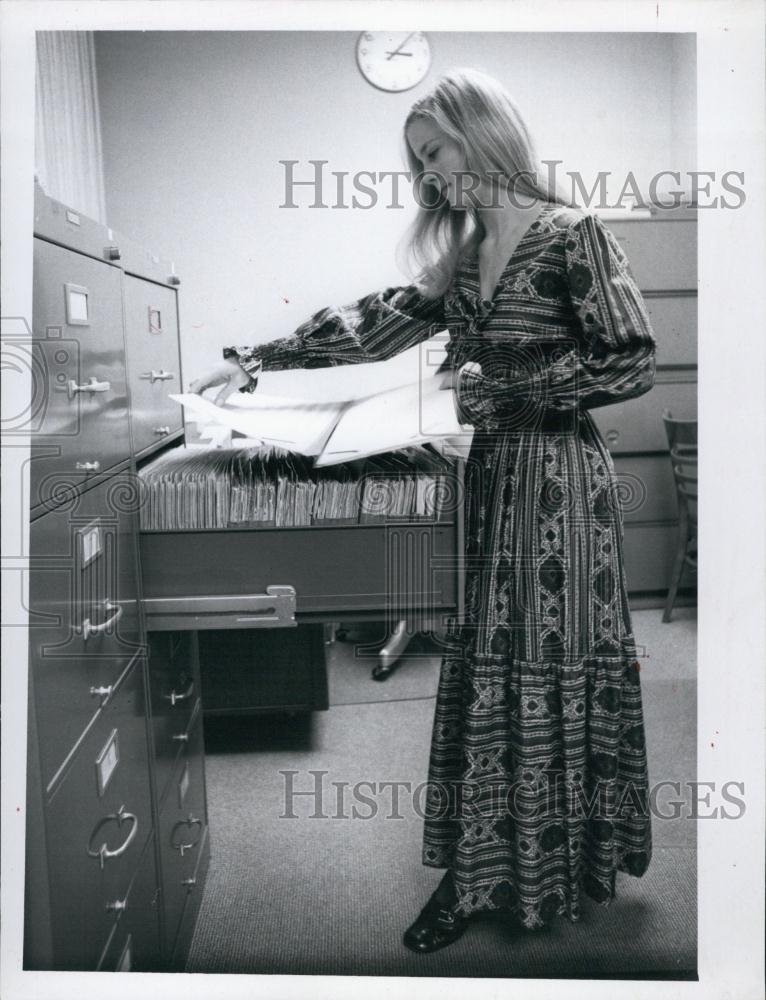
left=469, top=410, right=581, bottom=446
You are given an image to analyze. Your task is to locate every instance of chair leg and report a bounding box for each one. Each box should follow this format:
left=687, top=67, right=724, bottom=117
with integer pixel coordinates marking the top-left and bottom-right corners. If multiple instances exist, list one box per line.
left=663, top=510, right=689, bottom=623
left=372, top=619, right=413, bottom=681
left=324, top=622, right=339, bottom=647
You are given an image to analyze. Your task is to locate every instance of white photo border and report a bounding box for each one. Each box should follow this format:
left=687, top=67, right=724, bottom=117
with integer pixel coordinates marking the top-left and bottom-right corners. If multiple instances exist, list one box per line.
left=1, top=2, right=764, bottom=999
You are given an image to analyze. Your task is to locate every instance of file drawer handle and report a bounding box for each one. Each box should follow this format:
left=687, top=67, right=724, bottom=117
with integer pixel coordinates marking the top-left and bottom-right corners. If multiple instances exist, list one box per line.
left=75, top=461, right=101, bottom=473
left=106, top=898, right=127, bottom=912
left=165, top=680, right=195, bottom=707
left=87, top=805, right=138, bottom=871
left=140, top=369, right=175, bottom=383
left=142, top=585, right=297, bottom=630
left=153, top=426, right=171, bottom=436
left=79, top=599, right=124, bottom=640
left=58, top=376, right=111, bottom=400
left=181, top=878, right=197, bottom=887
left=171, top=814, right=202, bottom=857
left=172, top=732, right=189, bottom=743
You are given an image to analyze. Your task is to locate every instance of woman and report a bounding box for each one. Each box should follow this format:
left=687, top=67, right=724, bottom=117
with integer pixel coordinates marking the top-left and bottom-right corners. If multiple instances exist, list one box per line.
left=190, top=68, right=655, bottom=954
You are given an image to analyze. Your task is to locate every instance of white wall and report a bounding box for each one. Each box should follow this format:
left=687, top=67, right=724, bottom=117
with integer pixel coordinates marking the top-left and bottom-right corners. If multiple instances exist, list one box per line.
left=671, top=33, right=698, bottom=179
left=95, top=31, right=696, bottom=383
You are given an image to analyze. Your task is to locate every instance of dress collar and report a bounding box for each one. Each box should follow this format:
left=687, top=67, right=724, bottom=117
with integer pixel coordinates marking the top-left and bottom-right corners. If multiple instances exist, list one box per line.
left=449, top=202, right=556, bottom=313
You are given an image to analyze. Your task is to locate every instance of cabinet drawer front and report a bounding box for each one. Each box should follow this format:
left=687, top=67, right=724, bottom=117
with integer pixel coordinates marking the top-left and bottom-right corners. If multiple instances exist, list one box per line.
left=43, top=657, right=153, bottom=969
left=148, top=632, right=199, bottom=806
left=589, top=379, right=697, bottom=455
left=116, top=228, right=179, bottom=286
left=623, top=522, right=697, bottom=594
left=645, top=295, right=697, bottom=367
left=29, top=473, right=144, bottom=788
left=34, top=184, right=117, bottom=264
left=96, top=834, right=162, bottom=972
left=168, top=824, right=210, bottom=971
left=612, top=454, right=679, bottom=524
left=124, top=275, right=183, bottom=457
left=609, top=218, right=697, bottom=291
left=31, top=239, right=130, bottom=511
left=158, top=708, right=207, bottom=958
left=198, top=625, right=327, bottom=714
left=140, top=523, right=460, bottom=619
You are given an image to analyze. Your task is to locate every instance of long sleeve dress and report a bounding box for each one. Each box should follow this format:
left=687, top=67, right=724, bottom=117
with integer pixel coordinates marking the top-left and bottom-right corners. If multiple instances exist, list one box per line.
left=225, top=202, right=656, bottom=931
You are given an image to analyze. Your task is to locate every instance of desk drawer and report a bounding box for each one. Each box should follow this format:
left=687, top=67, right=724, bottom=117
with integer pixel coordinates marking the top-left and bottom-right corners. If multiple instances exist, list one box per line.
left=140, top=522, right=460, bottom=624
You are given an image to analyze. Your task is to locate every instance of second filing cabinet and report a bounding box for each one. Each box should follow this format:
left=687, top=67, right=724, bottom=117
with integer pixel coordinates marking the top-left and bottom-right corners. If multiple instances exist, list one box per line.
left=593, top=205, right=697, bottom=600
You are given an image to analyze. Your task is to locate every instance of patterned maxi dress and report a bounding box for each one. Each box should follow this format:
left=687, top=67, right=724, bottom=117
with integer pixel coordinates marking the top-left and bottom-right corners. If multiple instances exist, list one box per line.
left=226, top=202, right=656, bottom=931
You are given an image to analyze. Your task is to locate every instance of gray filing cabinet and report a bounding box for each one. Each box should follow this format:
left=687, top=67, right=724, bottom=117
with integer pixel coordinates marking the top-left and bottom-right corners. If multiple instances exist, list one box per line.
left=593, top=206, right=697, bottom=600
left=24, top=181, right=207, bottom=972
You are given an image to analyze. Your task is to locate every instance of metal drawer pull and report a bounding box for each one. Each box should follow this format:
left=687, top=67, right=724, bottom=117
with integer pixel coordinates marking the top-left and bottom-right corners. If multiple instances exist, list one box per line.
left=76, top=461, right=101, bottom=473
left=165, top=680, right=194, bottom=706
left=140, top=369, right=175, bottom=383
left=172, top=732, right=189, bottom=743
left=171, top=813, right=202, bottom=857
left=106, top=898, right=127, bottom=912
left=79, top=599, right=124, bottom=640
left=58, top=376, right=111, bottom=400
left=181, top=878, right=197, bottom=887
left=87, top=805, right=138, bottom=871
left=90, top=684, right=114, bottom=700
left=153, top=426, right=171, bottom=436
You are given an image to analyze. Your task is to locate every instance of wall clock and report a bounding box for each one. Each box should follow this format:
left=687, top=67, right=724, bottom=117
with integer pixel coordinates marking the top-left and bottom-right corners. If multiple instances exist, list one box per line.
left=356, top=32, right=431, bottom=92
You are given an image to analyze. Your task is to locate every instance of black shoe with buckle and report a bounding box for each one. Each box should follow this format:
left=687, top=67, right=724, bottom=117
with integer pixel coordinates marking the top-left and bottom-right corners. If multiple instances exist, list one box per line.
left=403, top=889, right=468, bottom=954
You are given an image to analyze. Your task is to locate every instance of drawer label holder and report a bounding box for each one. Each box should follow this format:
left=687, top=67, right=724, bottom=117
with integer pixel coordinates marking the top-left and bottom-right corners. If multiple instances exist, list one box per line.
left=95, top=728, right=120, bottom=796
left=142, top=584, right=297, bottom=631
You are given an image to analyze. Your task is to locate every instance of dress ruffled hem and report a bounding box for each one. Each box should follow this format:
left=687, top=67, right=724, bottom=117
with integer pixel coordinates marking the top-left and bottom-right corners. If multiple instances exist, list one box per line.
left=421, top=845, right=651, bottom=930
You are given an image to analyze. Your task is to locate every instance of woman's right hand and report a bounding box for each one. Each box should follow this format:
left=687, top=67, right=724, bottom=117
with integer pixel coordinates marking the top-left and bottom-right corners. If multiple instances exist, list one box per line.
left=187, top=358, right=253, bottom=405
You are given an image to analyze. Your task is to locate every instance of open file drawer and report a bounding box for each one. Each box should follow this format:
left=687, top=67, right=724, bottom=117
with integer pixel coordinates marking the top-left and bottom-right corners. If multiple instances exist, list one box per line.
left=139, top=519, right=464, bottom=631
left=137, top=448, right=466, bottom=709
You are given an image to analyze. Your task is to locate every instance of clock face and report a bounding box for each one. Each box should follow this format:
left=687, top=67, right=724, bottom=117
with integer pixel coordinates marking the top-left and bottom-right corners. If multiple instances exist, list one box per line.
left=356, top=32, right=431, bottom=92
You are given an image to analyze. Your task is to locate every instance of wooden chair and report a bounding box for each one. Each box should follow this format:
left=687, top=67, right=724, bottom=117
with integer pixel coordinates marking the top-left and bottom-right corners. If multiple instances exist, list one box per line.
left=662, top=411, right=698, bottom=622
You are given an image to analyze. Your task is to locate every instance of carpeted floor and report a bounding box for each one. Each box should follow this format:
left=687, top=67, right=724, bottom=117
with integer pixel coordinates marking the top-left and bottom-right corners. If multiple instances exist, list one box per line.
left=187, top=605, right=697, bottom=979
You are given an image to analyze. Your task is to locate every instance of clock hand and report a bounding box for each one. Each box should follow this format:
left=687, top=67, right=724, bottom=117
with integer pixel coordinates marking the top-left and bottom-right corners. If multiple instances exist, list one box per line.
left=385, top=51, right=414, bottom=57
left=386, top=32, right=414, bottom=60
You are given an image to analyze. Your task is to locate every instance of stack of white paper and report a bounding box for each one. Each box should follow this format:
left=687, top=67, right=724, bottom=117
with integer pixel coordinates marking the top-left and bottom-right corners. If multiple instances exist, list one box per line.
left=170, top=330, right=474, bottom=467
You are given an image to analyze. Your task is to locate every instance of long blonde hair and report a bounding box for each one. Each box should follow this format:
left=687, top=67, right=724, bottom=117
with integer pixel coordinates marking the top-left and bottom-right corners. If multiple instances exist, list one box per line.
left=399, top=68, right=571, bottom=299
